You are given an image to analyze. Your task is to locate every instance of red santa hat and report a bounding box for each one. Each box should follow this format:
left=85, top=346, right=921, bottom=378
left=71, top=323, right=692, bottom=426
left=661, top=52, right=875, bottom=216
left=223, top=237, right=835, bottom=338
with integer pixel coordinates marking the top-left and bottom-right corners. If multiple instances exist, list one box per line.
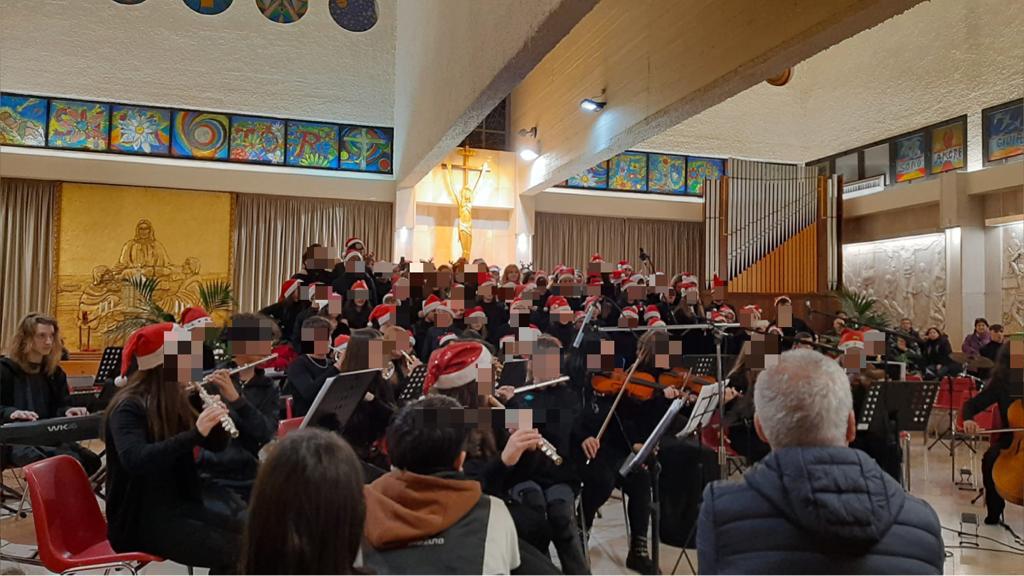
left=621, top=306, right=639, bottom=320
left=588, top=274, right=602, bottom=287
left=180, top=306, right=212, bottom=331
left=331, top=334, right=351, bottom=354
left=369, top=304, right=395, bottom=327
left=510, top=297, right=532, bottom=312
left=438, top=332, right=458, bottom=348
left=719, top=305, right=736, bottom=322
left=621, top=276, right=637, bottom=290
left=618, top=260, right=631, bottom=271
left=711, top=274, right=727, bottom=289
left=280, top=278, right=302, bottom=301
left=435, top=300, right=454, bottom=317
left=465, top=306, right=487, bottom=321
left=423, top=341, right=493, bottom=393
left=421, top=294, right=443, bottom=317
left=742, top=304, right=762, bottom=319
left=708, top=310, right=727, bottom=323
left=590, top=253, right=604, bottom=264
left=350, top=279, right=369, bottom=292
left=557, top=268, right=576, bottom=283
left=838, top=328, right=866, bottom=350
left=647, top=317, right=667, bottom=329
left=610, top=270, right=624, bottom=284
left=116, top=323, right=186, bottom=386
left=645, top=305, right=662, bottom=320
left=675, top=274, right=699, bottom=292
left=774, top=295, right=793, bottom=306
left=344, top=248, right=363, bottom=262
left=344, top=237, right=363, bottom=250
left=583, top=295, right=601, bottom=314
left=546, top=295, right=572, bottom=314
left=382, top=291, right=397, bottom=304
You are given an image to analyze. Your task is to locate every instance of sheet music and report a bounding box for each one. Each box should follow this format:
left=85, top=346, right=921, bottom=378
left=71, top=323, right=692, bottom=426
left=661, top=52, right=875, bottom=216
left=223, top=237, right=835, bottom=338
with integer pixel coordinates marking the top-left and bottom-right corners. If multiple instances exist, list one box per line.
left=678, top=381, right=725, bottom=438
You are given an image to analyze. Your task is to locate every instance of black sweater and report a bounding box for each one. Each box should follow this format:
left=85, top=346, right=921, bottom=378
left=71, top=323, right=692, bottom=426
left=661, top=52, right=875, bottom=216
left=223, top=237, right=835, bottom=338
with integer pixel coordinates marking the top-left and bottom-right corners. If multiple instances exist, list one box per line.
left=283, top=355, right=335, bottom=417
left=197, top=369, right=280, bottom=484
left=0, top=357, right=70, bottom=423
left=105, top=396, right=230, bottom=552
left=963, top=375, right=1024, bottom=450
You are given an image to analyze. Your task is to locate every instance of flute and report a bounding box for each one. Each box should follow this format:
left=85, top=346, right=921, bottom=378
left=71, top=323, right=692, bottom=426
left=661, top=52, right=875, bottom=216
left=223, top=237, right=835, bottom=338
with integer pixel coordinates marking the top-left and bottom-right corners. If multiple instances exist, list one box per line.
left=511, top=376, right=570, bottom=395
left=192, top=353, right=278, bottom=438
left=538, top=436, right=563, bottom=466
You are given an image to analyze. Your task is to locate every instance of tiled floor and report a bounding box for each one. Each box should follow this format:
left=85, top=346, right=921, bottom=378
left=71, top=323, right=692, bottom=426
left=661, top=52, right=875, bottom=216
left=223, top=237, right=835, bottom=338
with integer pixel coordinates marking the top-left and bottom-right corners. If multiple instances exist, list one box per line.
left=2, top=433, right=1022, bottom=574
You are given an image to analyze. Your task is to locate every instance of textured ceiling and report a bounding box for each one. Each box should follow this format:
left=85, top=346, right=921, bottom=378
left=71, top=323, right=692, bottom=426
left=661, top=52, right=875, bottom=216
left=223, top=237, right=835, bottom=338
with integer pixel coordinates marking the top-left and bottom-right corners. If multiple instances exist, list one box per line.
left=0, top=0, right=396, bottom=126
left=638, top=0, right=1024, bottom=165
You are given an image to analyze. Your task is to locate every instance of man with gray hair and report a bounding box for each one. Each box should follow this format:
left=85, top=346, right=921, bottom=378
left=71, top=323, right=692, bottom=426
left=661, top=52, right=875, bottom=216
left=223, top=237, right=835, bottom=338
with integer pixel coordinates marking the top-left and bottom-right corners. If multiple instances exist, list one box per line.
left=696, top=349, right=944, bottom=574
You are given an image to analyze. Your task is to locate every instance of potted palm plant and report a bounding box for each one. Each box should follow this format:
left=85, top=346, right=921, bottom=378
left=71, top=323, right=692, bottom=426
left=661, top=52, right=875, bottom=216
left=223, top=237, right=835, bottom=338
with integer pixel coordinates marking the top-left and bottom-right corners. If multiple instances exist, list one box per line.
left=105, top=275, right=235, bottom=348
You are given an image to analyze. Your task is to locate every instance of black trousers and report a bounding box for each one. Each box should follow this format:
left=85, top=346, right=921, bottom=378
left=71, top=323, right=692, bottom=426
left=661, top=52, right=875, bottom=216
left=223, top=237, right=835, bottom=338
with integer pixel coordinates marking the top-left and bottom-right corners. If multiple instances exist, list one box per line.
left=6, top=442, right=102, bottom=477
left=134, top=484, right=246, bottom=573
left=581, top=451, right=651, bottom=538
left=512, top=481, right=590, bottom=575
left=982, top=445, right=1004, bottom=520
left=513, top=538, right=562, bottom=575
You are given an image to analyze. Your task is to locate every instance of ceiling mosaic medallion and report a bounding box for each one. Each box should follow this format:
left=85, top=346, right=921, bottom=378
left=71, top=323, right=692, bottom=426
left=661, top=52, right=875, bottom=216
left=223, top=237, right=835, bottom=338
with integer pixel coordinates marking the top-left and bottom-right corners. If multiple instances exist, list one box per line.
left=256, top=0, right=308, bottom=24
left=183, top=0, right=233, bottom=16
left=329, top=0, right=378, bottom=32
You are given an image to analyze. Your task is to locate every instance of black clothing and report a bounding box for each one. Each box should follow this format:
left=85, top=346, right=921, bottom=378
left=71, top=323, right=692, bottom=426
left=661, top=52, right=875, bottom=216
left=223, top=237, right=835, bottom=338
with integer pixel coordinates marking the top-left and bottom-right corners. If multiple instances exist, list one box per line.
left=259, top=300, right=309, bottom=346
left=342, top=302, right=372, bottom=330
left=422, top=325, right=456, bottom=360
left=197, top=366, right=280, bottom=499
left=545, top=321, right=576, bottom=349
left=282, top=355, right=335, bottom=417
left=0, top=358, right=102, bottom=475
left=962, top=370, right=1023, bottom=519
left=291, top=268, right=334, bottom=286
left=979, top=339, right=1003, bottom=362
left=920, top=336, right=954, bottom=370
left=331, top=267, right=379, bottom=306
left=105, top=396, right=244, bottom=570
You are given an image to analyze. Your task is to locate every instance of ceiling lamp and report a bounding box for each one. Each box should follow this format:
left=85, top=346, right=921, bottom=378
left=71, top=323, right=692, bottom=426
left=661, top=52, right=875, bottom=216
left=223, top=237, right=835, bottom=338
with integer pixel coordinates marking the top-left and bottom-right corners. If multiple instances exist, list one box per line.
left=580, top=90, right=607, bottom=112
left=766, top=68, right=794, bottom=87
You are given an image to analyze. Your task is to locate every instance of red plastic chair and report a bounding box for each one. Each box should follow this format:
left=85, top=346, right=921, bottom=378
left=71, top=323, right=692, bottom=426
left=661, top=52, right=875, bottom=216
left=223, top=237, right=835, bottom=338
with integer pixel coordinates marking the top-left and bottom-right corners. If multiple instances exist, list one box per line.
left=285, top=396, right=294, bottom=419
left=277, top=416, right=304, bottom=438
left=22, top=456, right=161, bottom=575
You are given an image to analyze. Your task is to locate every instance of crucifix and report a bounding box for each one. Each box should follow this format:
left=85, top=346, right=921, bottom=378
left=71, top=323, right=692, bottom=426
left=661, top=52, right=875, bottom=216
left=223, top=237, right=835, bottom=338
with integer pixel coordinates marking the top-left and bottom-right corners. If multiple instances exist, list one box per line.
left=443, top=145, right=489, bottom=261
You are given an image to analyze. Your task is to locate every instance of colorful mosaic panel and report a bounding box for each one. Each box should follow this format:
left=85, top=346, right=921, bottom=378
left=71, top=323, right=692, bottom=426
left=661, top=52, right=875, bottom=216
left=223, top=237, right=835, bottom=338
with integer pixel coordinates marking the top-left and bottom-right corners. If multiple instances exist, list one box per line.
left=230, top=115, right=285, bottom=164
left=609, top=152, right=648, bottom=191
left=48, top=99, right=109, bottom=151
left=172, top=111, right=230, bottom=160
left=0, top=94, right=47, bottom=147
left=648, top=153, right=687, bottom=194
left=286, top=121, right=339, bottom=169
left=110, top=105, right=171, bottom=155
left=685, top=157, right=724, bottom=196
left=340, top=126, right=393, bottom=173
left=566, top=161, right=609, bottom=189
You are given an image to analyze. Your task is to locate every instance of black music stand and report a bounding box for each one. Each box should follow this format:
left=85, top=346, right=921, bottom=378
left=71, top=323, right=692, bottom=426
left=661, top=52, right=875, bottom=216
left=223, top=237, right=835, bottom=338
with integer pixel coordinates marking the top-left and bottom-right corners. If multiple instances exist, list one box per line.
left=619, top=397, right=687, bottom=576
left=397, top=364, right=429, bottom=405
left=301, top=368, right=380, bottom=432
left=94, top=347, right=122, bottom=383
left=680, top=354, right=735, bottom=378
left=858, top=380, right=940, bottom=488
left=498, top=359, right=528, bottom=388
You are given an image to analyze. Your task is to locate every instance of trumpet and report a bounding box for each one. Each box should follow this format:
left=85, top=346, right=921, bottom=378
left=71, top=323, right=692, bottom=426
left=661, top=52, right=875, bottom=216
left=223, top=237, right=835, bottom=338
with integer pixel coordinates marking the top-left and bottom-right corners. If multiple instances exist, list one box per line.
left=191, top=353, right=278, bottom=439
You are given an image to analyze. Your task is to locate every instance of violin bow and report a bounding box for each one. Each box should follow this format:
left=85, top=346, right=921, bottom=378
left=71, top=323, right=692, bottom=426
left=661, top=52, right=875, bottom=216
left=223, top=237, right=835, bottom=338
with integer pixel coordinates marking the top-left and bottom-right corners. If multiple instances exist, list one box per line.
left=588, top=352, right=646, bottom=465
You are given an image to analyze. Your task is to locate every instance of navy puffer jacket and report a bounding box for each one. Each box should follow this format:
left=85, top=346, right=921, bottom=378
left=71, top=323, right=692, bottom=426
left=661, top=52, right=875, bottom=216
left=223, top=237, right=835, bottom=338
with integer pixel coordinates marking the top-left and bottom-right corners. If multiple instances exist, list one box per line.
left=697, top=446, right=944, bottom=574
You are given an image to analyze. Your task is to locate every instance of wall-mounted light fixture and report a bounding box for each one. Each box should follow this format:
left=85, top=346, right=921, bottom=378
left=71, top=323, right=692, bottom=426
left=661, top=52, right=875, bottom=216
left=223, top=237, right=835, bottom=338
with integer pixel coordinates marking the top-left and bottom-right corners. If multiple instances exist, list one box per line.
left=580, top=89, right=607, bottom=112
left=518, top=127, right=540, bottom=162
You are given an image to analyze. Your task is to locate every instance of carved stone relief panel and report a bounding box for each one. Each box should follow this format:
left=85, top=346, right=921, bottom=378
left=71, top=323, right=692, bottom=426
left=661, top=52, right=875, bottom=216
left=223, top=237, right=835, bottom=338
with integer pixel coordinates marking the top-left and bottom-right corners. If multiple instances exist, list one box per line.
left=843, top=234, right=947, bottom=331
left=1001, top=222, right=1024, bottom=333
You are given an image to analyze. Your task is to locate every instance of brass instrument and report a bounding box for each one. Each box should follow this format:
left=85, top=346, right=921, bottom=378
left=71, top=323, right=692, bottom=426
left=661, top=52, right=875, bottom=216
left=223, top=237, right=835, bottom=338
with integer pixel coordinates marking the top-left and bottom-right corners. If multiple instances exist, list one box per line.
left=384, top=347, right=421, bottom=381
left=191, top=354, right=278, bottom=439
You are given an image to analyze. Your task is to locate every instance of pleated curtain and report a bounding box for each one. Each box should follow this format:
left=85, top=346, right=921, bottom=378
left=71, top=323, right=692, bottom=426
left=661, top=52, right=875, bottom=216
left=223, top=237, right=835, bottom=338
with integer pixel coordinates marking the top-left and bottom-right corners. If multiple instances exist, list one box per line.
left=534, top=212, right=705, bottom=278
left=233, top=193, right=393, bottom=312
left=0, top=179, right=58, bottom=338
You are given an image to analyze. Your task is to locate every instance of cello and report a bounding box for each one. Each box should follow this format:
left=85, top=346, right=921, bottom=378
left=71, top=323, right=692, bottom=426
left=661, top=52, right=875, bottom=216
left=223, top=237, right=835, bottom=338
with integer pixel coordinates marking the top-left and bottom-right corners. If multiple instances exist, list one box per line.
left=992, top=398, right=1024, bottom=506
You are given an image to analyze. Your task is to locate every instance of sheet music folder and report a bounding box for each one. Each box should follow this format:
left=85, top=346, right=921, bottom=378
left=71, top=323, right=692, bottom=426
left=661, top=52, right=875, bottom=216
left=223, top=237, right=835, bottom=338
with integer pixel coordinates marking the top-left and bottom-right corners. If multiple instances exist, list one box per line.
left=301, top=368, right=381, bottom=431
left=857, top=380, right=940, bottom=433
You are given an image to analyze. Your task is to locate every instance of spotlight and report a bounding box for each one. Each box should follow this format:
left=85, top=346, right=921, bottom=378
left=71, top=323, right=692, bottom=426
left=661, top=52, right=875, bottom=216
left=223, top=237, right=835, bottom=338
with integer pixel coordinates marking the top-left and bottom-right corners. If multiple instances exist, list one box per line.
left=580, top=98, right=606, bottom=112
left=517, top=126, right=540, bottom=162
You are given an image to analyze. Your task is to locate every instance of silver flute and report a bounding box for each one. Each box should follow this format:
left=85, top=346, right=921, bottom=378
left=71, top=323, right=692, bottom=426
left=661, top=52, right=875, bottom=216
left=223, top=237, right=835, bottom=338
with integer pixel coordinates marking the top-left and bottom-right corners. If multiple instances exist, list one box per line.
left=191, top=353, right=278, bottom=439
left=538, top=436, right=563, bottom=466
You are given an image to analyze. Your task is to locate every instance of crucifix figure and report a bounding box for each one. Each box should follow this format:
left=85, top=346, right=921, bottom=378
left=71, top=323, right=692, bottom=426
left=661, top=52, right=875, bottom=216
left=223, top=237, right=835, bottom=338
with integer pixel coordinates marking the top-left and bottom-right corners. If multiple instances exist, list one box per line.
left=444, top=145, right=489, bottom=261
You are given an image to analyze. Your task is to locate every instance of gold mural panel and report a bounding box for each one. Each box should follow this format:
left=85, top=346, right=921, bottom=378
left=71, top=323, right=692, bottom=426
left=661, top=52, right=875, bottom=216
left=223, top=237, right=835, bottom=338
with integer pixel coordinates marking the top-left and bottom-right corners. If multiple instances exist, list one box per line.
left=1002, top=222, right=1024, bottom=333
left=843, top=234, right=947, bottom=331
left=56, top=183, right=233, bottom=351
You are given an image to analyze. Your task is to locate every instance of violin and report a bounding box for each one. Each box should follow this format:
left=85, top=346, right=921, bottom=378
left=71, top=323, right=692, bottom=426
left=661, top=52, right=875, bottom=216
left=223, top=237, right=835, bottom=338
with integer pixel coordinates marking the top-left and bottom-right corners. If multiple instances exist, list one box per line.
left=591, top=368, right=716, bottom=401
left=993, top=399, right=1024, bottom=506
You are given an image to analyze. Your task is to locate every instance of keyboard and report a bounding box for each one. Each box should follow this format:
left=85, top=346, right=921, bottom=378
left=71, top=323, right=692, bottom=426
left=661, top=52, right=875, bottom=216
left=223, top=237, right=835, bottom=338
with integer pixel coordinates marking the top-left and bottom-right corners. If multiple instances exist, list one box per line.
left=0, top=414, right=102, bottom=446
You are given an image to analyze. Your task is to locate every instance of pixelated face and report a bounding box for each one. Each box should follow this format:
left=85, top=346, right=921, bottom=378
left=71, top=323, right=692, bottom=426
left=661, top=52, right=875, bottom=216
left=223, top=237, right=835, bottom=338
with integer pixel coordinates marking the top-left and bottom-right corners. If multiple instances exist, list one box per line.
left=711, top=286, right=725, bottom=302
left=552, top=309, right=573, bottom=325
left=393, top=278, right=410, bottom=301
left=777, top=303, right=792, bottom=328
left=685, top=289, right=699, bottom=306
left=478, top=283, right=495, bottom=302
left=746, top=334, right=781, bottom=370
left=618, top=314, right=638, bottom=329
left=504, top=408, right=532, bottom=431
left=436, top=270, right=453, bottom=290
left=326, top=293, right=343, bottom=316
left=345, top=258, right=366, bottom=274
left=842, top=347, right=865, bottom=372
left=227, top=321, right=275, bottom=361
left=509, top=309, right=531, bottom=328
left=450, top=286, right=466, bottom=316
left=588, top=261, right=615, bottom=276
left=305, top=246, right=337, bottom=270
left=739, top=309, right=758, bottom=329
left=497, top=284, right=517, bottom=302
left=162, top=330, right=203, bottom=384
left=436, top=310, right=453, bottom=328
left=625, top=284, right=646, bottom=302
left=531, top=346, right=561, bottom=382
left=301, top=325, right=331, bottom=356
left=349, top=286, right=369, bottom=304
left=367, top=339, right=387, bottom=370
left=587, top=339, right=617, bottom=371
left=385, top=329, right=413, bottom=357
left=1010, top=340, right=1023, bottom=370
left=864, top=331, right=885, bottom=356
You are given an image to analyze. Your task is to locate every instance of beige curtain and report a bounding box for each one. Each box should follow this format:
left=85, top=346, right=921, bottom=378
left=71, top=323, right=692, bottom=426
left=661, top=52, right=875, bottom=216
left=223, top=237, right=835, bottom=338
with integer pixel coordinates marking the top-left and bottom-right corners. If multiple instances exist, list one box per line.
left=233, top=194, right=393, bottom=312
left=1, top=179, right=58, bottom=338
left=534, top=212, right=704, bottom=278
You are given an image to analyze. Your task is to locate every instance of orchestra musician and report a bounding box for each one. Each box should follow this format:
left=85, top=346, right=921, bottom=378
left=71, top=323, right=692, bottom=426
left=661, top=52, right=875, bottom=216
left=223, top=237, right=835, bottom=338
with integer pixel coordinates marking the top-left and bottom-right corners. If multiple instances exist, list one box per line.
left=0, top=313, right=101, bottom=476
left=103, top=322, right=245, bottom=572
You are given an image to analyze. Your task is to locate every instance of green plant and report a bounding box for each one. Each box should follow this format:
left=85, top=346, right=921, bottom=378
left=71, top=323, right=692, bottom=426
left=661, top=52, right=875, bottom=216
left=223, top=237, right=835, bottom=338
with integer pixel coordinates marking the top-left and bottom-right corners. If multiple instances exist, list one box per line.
left=831, top=285, right=890, bottom=328
left=104, top=275, right=235, bottom=345
left=199, top=279, right=235, bottom=315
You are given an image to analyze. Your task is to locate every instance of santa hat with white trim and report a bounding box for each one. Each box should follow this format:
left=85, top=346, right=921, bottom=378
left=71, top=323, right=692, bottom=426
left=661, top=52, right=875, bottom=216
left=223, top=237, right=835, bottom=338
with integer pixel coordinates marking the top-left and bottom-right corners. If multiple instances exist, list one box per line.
left=618, top=260, right=631, bottom=271
left=331, top=334, right=350, bottom=354
left=180, top=306, right=212, bottom=331
left=369, top=304, right=395, bottom=328
left=647, top=317, right=667, bottom=329
left=350, top=279, right=369, bottom=293
left=590, top=253, right=604, bottom=264
left=644, top=305, right=661, bottom=320
left=621, top=306, right=639, bottom=320
left=838, top=328, right=865, bottom=350
left=344, top=248, right=363, bottom=262
left=545, top=295, right=571, bottom=314
left=423, top=340, right=493, bottom=393
left=719, top=304, right=736, bottom=322
left=280, top=278, right=302, bottom=301
left=420, top=294, right=443, bottom=317
left=344, top=237, right=363, bottom=250
left=438, top=332, right=458, bottom=348
left=557, top=268, right=576, bottom=283
left=115, top=322, right=186, bottom=387
left=465, top=306, right=487, bottom=321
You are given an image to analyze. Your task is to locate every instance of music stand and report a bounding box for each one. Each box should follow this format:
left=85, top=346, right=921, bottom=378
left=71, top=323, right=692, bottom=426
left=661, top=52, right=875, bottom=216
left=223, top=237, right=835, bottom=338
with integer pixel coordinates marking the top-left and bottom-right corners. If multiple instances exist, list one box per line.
left=94, top=347, right=122, bottom=383
left=619, top=397, right=687, bottom=576
left=397, top=364, right=429, bottom=404
left=680, top=354, right=734, bottom=378
left=498, top=359, right=528, bottom=388
left=858, top=380, right=939, bottom=433
left=301, top=368, right=381, bottom=432
left=677, top=382, right=724, bottom=439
